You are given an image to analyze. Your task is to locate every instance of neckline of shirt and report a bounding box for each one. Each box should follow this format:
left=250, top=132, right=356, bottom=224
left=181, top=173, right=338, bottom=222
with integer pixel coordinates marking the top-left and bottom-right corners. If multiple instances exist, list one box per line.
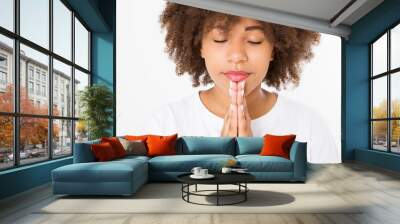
left=194, top=90, right=281, bottom=123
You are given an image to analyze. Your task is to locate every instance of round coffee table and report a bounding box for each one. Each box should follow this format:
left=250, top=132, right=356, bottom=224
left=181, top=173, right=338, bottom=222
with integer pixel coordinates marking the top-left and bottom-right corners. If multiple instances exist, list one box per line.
left=177, top=172, right=255, bottom=206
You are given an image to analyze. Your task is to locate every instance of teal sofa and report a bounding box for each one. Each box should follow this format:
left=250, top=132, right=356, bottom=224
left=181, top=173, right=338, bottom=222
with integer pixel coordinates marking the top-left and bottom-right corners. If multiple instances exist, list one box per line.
left=52, top=136, right=307, bottom=196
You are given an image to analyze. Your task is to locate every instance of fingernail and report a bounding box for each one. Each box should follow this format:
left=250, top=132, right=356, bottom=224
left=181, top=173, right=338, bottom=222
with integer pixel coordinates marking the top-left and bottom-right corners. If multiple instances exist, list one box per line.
left=240, top=80, right=245, bottom=88
left=230, top=81, right=238, bottom=91
left=240, top=105, right=244, bottom=111
left=230, top=104, right=234, bottom=111
left=240, top=89, right=244, bottom=96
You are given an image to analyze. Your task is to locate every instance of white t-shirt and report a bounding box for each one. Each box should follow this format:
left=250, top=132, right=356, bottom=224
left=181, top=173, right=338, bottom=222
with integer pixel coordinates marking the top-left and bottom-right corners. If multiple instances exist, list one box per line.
left=139, top=91, right=340, bottom=164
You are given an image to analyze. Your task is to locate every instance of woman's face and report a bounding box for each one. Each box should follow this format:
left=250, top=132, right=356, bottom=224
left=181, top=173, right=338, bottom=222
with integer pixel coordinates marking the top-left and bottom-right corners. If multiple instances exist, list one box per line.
left=201, top=17, right=274, bottom=96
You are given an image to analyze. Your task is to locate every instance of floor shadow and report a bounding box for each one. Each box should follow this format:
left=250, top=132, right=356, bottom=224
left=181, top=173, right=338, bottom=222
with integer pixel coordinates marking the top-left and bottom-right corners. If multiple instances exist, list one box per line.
left=203, top=190, right=295, bottom=207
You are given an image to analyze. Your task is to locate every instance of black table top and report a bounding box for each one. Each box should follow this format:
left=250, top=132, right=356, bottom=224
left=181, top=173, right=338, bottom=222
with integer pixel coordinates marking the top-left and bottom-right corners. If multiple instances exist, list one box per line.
left=177, top=172, right=255, bottom=185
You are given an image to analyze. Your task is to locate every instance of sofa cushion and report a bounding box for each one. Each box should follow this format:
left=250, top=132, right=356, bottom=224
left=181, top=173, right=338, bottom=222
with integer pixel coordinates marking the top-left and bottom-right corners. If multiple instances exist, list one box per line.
left=148, top=154, right=235, bottom=172
left=114, top=155, right=150, bottom=163
left=236, top=137, right=263, bottom=155
left=176, top=136, right=236, bottom=155
left=236, top=155, right=293, bottom=172
left=52, top=159, right=147, bottom=183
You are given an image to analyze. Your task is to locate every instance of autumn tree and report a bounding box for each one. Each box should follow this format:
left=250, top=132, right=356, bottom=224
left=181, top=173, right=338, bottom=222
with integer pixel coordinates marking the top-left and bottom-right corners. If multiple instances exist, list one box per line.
left=372, top=99, right=400, bottom=143
left=0, top=84, right=60, bottom=152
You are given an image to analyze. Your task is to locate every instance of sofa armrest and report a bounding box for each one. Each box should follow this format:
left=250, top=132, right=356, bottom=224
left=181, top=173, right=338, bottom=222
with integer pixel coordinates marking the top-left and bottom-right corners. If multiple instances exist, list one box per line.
left=289, top=141, right=307, bottom=181
left=73, top=140, right=100, bottom=163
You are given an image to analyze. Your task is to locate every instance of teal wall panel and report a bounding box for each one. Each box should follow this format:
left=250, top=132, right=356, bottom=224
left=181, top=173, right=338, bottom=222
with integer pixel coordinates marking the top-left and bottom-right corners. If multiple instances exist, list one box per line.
left=343, top=0, right=400, bottom=172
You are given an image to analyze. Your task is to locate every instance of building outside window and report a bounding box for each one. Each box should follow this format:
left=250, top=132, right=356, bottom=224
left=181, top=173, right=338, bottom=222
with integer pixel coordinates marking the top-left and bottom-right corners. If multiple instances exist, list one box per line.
left=0, top=54, right=7, bottom=89
left=0, top=54, right=7, bottom=67
left=28, top=66, right=34, bottom=80
left=28, top=81, right=34, bottom=94
left=41, top=73, right=46, bottom=83
left=35, top=70, right=40, bottom=81
left=0, top=71, right=6, bottom=84
left=42, top=85, right=46, bottom=97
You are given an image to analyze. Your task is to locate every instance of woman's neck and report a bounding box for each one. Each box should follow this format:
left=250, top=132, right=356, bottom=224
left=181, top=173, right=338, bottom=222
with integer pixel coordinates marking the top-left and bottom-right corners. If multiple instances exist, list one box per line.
left=199, top=85, right=277, bottom=120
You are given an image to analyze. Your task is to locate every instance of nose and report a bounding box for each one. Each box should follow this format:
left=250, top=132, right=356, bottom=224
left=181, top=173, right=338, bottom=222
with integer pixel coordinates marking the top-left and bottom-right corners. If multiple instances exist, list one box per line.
left=227, top=42, right=248, bottom=65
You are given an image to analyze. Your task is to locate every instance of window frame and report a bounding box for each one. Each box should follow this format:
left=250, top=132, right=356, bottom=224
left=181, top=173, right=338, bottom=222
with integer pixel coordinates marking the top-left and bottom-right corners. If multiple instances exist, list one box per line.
left=0, top=0, right=92, bottom=171
left=370, top=20, right=400, bottom=154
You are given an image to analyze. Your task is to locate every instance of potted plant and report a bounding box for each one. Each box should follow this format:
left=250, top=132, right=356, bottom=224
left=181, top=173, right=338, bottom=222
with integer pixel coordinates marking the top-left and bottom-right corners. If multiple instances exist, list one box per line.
left=79, top=84, right=113, bottom=140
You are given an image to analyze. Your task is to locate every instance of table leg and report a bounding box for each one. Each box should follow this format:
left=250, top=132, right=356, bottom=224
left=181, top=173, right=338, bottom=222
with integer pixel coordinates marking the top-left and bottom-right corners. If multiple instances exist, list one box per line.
left=245, top=183, right=247, bottom=201
left=195, top=184, right=197, bottom=192
left=181, top=184, right=183, bottom=199
left=217, top=184, right=219, bottom=206
left=187, top=184, right=190, bottom=202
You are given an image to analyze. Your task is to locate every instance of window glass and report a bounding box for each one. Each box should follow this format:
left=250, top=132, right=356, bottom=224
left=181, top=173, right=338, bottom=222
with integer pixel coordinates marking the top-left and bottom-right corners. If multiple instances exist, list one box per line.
left=391, top=72, right=400, bottom=118
left=20, top=117, right=49, bottom=165
left=74, top=69, right=89, bottom=118
left=20, top=0, right=49, bottom=49
left=53, top=0, right=72, bottom=60
left=0, top=0, right=14, bottom=31
left=372, top=34, right=387, bottom=76
left=53, top=59, right=72, bottom=117
left=74, top=18, right=89, bottom=69
left=0, top=116, right=13, bottom=170
left=391, top=24, right=400, bottom=70
left=53, top=119, right=72, bottom=157
left=20, top=44, right=49, bottom=115
left=75, top=120, right=88, bottom=143
left=372, top=121, right=388, bottom=151
left=372, top=77, right=387, bottom=119
left=391, top=120, right=400, bottom=153
left=0, top=34, right=14, bottom=113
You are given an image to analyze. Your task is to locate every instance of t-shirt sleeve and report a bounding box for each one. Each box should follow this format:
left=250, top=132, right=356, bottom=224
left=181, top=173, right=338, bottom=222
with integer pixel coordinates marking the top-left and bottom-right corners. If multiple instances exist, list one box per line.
left=307, top=110, right=341, bottom=163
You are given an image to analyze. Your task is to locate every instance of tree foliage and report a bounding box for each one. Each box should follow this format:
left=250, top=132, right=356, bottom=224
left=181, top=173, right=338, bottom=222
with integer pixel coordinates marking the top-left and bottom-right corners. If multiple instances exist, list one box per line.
left=0, top=85, right=59, bottom=150
left=79, top=84, right=113, bottom=140
left=373, top=99, right=400, bottom=141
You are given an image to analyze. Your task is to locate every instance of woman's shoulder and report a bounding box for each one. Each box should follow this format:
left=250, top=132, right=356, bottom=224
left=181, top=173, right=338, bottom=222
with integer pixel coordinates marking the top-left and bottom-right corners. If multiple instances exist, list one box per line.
left=150, top=91, right=200, bottom=118
left=274, top=94, right=315, bottom=117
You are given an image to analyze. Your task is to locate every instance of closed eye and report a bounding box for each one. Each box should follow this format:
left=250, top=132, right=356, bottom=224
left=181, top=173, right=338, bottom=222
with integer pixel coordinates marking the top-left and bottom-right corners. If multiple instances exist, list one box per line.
left=248, top=41, right=263, bottom=45
left=213, top=39, right=227, bottom=43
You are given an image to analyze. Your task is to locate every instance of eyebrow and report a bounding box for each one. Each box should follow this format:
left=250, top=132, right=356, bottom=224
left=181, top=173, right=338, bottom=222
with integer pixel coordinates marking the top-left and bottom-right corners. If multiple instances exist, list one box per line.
left=213, top=25, right=264, bottom=32
left=245, top=26, right=264, bottom=31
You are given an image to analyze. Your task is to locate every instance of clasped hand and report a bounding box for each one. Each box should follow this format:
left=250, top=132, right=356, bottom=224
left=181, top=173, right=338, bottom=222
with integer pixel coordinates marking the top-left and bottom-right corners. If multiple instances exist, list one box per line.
left=220, top=80, right=253, bottom=137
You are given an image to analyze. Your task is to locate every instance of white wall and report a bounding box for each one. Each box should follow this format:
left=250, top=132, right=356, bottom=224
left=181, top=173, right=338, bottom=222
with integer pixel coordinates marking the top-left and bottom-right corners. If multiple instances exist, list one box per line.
left=116, top=0, right=341, bottom=156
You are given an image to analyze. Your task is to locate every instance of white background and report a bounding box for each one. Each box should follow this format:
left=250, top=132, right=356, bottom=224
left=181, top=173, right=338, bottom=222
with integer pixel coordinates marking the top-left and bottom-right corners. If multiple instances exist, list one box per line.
left=116, top=0, right=342, bottom=157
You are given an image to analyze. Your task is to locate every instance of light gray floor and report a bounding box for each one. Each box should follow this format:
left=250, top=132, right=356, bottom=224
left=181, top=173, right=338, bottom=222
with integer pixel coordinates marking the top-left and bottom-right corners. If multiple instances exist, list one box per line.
left=0, top=162, right=400, bottom=224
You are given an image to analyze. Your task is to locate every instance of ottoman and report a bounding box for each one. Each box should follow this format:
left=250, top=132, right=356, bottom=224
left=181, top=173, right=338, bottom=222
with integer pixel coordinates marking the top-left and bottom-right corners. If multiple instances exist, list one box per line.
left=52, top=157, right=148, bottom=196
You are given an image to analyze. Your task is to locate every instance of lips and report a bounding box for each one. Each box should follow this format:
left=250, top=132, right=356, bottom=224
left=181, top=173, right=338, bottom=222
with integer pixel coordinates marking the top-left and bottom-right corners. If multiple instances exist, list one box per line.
left=224, top=71, right=249, bottom=82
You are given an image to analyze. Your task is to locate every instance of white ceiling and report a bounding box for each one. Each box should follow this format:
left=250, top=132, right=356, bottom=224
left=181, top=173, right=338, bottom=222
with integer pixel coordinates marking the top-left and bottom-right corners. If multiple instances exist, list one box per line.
left=167, top=0, right=384, bottom=38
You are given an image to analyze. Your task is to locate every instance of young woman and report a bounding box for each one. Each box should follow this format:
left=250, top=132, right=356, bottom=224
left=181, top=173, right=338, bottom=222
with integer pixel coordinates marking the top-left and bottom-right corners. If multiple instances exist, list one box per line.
left=139, top=3, right=339, bottom=163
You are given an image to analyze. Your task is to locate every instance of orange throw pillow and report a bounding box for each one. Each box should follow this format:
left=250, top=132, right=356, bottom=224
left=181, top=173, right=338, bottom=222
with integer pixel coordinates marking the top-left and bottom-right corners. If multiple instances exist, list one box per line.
left=101, top=137, right=127, bottom=158
left=91, top=142, right=117, bottom=161
left=260, top=134, right=296, bottom=159
left=124, top=135, right=149, bottom=141
left=146, top=134, right=178, bottom=157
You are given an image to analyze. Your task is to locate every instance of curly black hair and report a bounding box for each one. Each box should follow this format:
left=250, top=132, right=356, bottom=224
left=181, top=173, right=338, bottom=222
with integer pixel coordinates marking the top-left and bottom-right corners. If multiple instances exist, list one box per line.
left=160, top=2, right=320, bottom=90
